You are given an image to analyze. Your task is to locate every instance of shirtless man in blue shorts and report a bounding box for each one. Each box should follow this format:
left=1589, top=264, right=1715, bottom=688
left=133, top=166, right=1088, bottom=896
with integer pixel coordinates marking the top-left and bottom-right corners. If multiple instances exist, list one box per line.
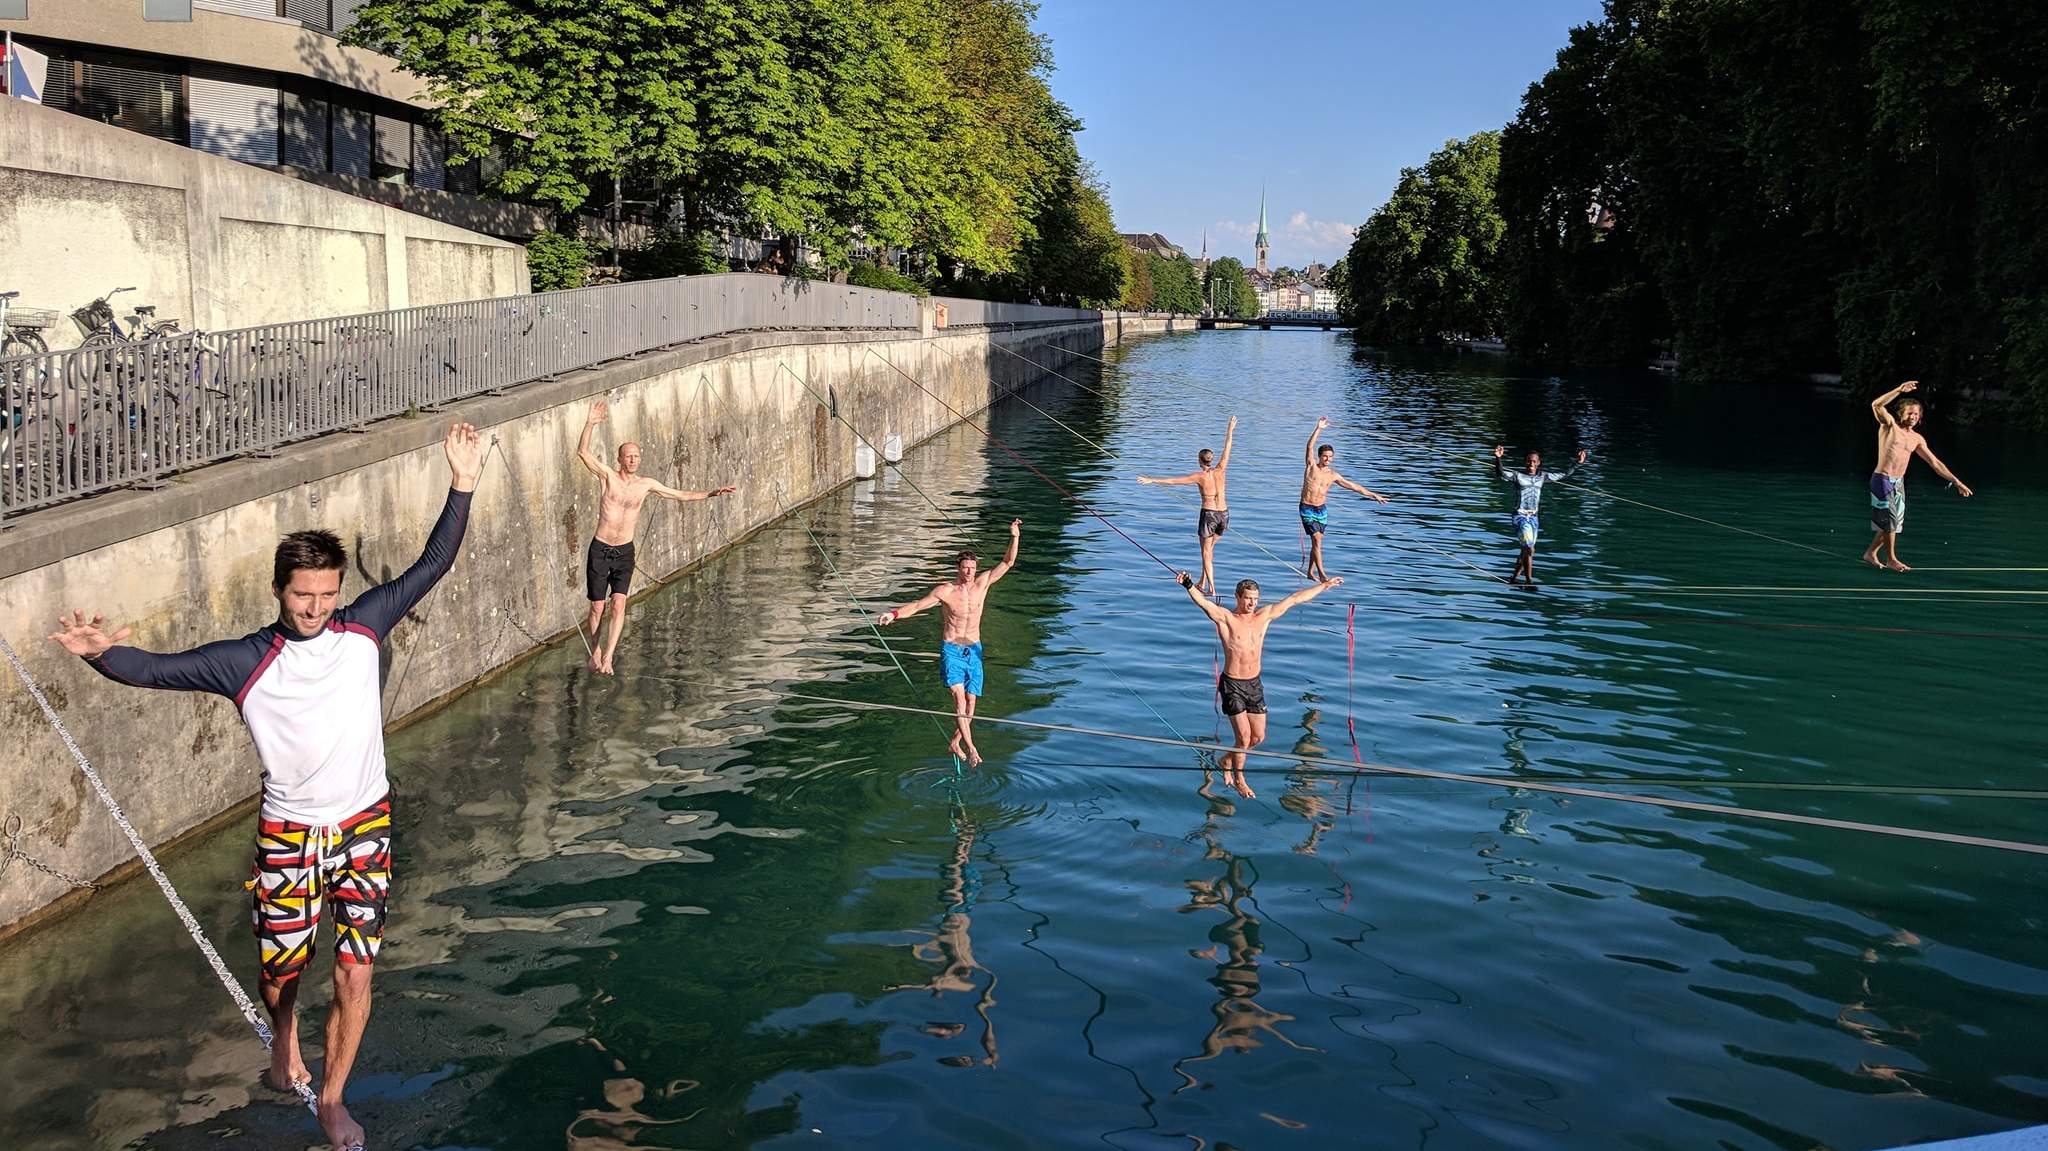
left=1299, top=417, right=1389, bottom=581
left=877, top=519, right=1022, bottom=766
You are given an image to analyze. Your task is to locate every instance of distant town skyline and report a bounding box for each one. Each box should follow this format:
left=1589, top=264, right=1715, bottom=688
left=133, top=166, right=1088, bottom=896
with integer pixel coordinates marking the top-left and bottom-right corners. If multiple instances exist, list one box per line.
left=1032, top=0, right=1605, bottom=266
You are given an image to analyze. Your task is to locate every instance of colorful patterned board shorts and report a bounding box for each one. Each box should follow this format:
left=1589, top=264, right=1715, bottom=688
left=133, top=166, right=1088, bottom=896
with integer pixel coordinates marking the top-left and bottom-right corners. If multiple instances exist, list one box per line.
left=1514, top=511, right=1540, bottom=548
left=1870, top=472, right=1905, bottom=534
left=247, top=794, right=392, bottom=983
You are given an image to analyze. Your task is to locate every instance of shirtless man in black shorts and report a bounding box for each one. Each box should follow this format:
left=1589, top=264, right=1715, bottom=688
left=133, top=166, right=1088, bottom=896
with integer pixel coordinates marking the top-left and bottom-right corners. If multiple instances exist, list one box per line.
left=1139, top=415, right=1236, bottom=596
left=578, top=400, right=736, bottom=673
left=1176, top=570, right=1342, bottom=799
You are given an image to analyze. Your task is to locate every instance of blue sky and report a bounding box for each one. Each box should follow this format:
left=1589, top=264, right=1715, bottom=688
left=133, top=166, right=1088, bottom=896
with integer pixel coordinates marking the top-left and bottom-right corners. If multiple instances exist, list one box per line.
left=1031, top=0, right=1606, bottom=269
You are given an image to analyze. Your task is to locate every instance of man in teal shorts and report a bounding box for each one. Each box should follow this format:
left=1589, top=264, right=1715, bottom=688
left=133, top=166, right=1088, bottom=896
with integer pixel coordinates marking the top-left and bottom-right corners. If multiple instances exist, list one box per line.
left=877, top=519, right=1022, bottom=766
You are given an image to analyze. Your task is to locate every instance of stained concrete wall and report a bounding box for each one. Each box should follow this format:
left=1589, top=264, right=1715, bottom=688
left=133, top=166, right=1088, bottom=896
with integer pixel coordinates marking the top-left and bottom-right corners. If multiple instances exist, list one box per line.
left=0, top=96, right=528, bottom=348
left=0, top=314, right=1187, bottom=935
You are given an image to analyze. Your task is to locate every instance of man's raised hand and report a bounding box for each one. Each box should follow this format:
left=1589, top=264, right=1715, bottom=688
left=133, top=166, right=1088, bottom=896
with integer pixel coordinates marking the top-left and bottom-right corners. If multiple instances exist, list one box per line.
left=1899, top=380, right=1918, bottom=394
left=1010, top=518, right=1023, bottom=534
left=445, top=422, right=486, bottom=491
left=1493, top=445, right=1506, bottom=459
left=1317, top=416, right=1331, bottom=431
left=1577, top=449, right=1589, bottom=465
left=49, top=610, right=131, bottom=658
left=589, top=399, right=609, bottom=424
left=712, top=485, right=737, bottom=497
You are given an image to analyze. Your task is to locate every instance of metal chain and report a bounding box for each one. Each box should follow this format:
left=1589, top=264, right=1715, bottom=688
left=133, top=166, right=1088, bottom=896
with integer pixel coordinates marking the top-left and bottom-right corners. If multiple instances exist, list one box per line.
left=0, top=812, right=100, bottom=890
left=0, top=632, right=340, bottom=1139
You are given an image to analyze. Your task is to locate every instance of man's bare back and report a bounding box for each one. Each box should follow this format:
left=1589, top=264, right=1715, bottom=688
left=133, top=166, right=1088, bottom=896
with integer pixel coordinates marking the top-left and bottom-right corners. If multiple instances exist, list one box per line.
left=1194, top=469, right=1227, bottom=511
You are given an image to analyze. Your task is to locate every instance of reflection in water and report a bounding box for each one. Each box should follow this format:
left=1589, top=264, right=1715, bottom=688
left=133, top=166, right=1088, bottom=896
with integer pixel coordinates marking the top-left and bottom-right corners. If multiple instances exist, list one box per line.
left=892, top=799, right=999, bottom=1069
left=1172, top=770, right=1317, bottom=1093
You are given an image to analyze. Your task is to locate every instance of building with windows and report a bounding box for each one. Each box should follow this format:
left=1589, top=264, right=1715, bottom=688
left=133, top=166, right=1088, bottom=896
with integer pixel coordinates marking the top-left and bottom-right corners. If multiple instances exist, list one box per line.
left=1, top=0, right=544, bottom=237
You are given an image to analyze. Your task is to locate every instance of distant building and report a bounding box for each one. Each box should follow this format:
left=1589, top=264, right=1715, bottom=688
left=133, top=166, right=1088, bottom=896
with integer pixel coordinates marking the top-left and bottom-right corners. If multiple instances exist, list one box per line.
left=1303, top=262, right=1329, bottom=287
left=1313, top=287, right=1338, bottom=311
left=1194, top=230, right=1209, bottom=281
left=1119, top=232, right=1185, bottom=261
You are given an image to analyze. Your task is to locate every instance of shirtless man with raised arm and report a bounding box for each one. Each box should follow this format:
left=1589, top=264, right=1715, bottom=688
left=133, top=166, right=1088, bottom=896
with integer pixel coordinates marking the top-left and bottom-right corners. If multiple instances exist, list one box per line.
left=1299, top=416, right=1389, bottom=581
left=1864, top=380, right=1972, bottom=571
left=578, top=399, right=736, bottom=674
left=1177, top=570, right=1343, bottom=799
left=1138, top=415, right=1236, bottom=596
left=876, top=519, right=1023, bottom=767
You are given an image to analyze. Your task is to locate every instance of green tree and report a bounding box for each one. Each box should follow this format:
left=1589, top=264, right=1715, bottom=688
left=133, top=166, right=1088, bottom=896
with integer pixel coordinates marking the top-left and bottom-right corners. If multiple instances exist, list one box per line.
left=1012, top=160, right=1129, bottom=306
left=1205, top=256, right=1259, bottom=319
left=1143, top=252, right=1203, bottom=314
left=1345, top=131, right=1504, bottom=343
left=349, top=0, right=1087, bottom=278
left=1324, top=257, right=1351, bottom=323
left=1495, top=0, right=2048, bottom=418
left=1118, top=248, right=1155, bottom=311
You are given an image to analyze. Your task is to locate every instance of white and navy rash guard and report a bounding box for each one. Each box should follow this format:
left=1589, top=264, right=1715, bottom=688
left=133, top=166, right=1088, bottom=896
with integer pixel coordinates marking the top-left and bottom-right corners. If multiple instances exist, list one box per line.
left=86, top=489, right=472, bottom=826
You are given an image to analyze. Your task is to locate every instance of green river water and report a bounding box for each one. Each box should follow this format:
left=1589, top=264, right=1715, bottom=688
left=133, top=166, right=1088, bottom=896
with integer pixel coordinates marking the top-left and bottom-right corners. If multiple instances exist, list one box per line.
left=3, top=331, right=2046, bottom=1150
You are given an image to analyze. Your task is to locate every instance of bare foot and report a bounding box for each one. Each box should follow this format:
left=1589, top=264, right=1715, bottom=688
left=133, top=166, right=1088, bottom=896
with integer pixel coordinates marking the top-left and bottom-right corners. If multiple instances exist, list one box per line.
left=1862, top=552, right=1883, bottom=569
left=947, top=735, right=964, bottom=763
left=586, top=650, right=602, bottom=672
left=318, top=1099, right=366, bottom=1150
left=265, top=1050, right=310, bottom=1094
left=967, top=745, right=984, bottom=768
left=1885, top=559, right=1911, bottom=572
left=1225, top=770, right=1256, bottom=799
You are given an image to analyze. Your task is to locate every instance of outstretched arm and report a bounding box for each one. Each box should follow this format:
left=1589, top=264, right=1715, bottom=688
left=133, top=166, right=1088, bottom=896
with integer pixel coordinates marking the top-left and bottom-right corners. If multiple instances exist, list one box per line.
left=1307, top=416, right=1329, bottom=468
left=52, top=610, right=267, bottom=699
left=652, top=482, right=737, bottom=502
left=986, top=519, right=1023, bottom=584
left=1178, top=572, right=1230, bottom=623
left=1546, top=449, right=1589, bottom=483
left=1493, top=444, right=1515, bottom=482
left=876, top=587, right=944, bottom=626
left=578, top=401, right=615, bottom=480
left=1264, top=576, right=1344, bottom=621
left=1335, top=474, right=1388, bottom=503
left=1137, top=471, right=1202, bottom=486
left=343, top=424, right=480, bottom=639
left=1914, top=442, right=1972, bottom=496
left=1871, top=380, right=1916, bottom=428
left=1218, top=415, right=1238, bottom=469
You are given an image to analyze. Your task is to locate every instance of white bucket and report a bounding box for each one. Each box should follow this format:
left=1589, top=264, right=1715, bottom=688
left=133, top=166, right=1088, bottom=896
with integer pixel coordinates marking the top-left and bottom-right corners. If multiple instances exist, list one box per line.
left=854, top=442, right=877, bottom=479
left=883, top=433, right=903, bottom=463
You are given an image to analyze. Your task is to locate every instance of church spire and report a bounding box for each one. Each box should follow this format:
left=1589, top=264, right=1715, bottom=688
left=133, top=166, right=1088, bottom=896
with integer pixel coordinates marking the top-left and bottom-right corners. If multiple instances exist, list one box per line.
left=1254, top=188, right=1271, bottom=275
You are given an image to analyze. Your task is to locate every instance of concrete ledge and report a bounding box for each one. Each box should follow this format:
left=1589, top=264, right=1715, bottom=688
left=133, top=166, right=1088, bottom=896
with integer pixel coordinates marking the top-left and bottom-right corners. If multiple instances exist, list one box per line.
left=0, top=314, right=1186, bottom=935
left=0, top=324, right=937, bottom=581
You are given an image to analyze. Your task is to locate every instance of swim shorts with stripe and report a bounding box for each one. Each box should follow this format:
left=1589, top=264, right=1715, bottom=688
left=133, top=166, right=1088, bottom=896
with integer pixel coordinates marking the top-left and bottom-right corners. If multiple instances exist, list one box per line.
left=248, top=794, right=392, bottom=983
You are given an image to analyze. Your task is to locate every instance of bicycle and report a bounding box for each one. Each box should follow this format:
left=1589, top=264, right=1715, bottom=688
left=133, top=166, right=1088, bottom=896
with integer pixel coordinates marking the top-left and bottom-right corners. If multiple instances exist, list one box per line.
left=1, top=291, right=57, bottom=357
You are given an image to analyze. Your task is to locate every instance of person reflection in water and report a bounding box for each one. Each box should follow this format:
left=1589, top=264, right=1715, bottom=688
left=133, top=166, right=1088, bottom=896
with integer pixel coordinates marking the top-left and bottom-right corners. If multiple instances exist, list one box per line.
left=1174, top=796, right=1315, bottom=1090
left=1177, top=571, right=1342, bottom=799
left=889, top=808, right=998, bottom=1068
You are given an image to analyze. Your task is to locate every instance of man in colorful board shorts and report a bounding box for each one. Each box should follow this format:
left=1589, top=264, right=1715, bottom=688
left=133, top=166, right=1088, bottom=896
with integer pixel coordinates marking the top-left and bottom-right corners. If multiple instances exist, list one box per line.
left=1493, top=444, right=1588, bottom=585
left=878, top=519, right=1023, bottom=767
left=1175, top=569, right=1343, bottom=800
left=1138, top=415, right=1236, bottom=596
left=52, top=422, right=487, bottom=1151
left=1862, top=380, right=1972, bottom=571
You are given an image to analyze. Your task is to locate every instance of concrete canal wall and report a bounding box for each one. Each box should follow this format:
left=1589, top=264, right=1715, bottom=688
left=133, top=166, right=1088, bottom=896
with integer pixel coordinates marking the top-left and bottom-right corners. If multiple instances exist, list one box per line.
left=0, top=313, right=1193, bottom=935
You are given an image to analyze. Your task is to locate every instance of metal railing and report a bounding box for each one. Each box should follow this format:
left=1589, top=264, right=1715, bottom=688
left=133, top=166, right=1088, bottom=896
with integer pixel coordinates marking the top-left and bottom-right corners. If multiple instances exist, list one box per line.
left=0, top=274, right=942, bottom=517
left=937, top=300, right=1105, bottom=328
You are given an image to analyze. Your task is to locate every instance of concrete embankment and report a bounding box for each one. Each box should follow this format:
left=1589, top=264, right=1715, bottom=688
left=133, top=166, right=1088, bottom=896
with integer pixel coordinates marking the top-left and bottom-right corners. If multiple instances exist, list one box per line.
left=0, top=314, right=1190, bottom=935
